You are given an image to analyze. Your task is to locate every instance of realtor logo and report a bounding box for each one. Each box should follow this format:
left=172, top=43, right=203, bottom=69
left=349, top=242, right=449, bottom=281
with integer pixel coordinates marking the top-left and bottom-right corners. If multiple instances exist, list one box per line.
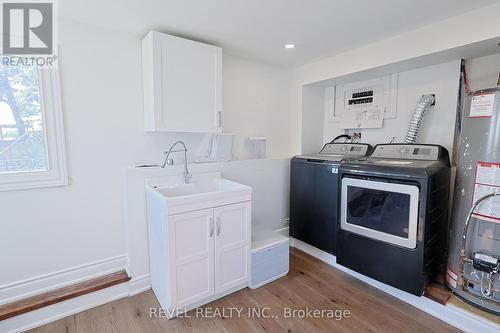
left=2, top=1, right=53, bottom=55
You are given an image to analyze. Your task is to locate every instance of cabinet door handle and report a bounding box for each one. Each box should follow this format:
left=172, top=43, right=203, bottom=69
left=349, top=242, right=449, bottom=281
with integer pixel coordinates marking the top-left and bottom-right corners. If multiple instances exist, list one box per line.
left=216, top=217, right=221, bottom=236
left=210, top=217, right=214, bottom=237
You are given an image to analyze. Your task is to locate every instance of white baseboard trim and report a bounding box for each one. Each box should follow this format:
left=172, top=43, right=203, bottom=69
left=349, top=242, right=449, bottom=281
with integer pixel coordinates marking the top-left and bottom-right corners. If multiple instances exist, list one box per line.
left=0, top=255, right=128, bottom=305
left=290, top=238, right=500, bottom=333
left=129, top=274, right=151, bottom=296
left=0, top=283, right=130, bottom=333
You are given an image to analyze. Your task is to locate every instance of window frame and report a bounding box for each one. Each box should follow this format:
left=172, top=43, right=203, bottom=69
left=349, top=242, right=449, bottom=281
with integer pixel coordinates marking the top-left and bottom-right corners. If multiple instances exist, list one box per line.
left=0, top=67, right=67, bottom=191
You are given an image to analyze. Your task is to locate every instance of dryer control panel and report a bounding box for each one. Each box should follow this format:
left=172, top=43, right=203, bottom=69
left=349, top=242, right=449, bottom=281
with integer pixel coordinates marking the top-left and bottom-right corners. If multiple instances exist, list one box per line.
left=371, top=144, right=440, bottom=160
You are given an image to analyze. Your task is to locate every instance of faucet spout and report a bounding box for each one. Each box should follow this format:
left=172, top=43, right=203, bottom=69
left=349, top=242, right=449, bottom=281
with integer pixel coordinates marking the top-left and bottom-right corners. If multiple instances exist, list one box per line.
left=161, top=141, right=191, bottom=184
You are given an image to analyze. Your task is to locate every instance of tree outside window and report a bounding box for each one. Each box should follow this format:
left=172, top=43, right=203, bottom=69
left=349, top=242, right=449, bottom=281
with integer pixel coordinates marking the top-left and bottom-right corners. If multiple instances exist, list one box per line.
left=0, top=66, right=48, bottom=173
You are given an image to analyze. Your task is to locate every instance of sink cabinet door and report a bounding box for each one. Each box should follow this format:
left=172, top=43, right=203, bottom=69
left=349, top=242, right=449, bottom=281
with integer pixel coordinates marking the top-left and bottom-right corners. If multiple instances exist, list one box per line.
left=169, top=209, right=215, bottom=308
left=214, top=202, right=251, bottom=294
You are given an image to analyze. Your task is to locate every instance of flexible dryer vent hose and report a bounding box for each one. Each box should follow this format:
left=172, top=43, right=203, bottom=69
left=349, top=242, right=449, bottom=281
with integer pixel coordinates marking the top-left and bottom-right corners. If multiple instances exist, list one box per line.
left=404, top=94, right=435, bottom=143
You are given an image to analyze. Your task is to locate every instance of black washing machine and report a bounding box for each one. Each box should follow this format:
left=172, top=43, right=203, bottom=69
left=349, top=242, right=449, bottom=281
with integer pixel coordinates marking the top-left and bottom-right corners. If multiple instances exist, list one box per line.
left=337, top=143, right=450, bottom=295
left=290, top=142, right=372, bottom=255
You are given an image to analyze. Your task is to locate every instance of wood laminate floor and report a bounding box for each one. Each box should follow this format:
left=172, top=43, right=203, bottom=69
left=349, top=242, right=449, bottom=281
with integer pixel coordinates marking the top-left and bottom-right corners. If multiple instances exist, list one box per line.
left=29, top=248, right=461, bottom=333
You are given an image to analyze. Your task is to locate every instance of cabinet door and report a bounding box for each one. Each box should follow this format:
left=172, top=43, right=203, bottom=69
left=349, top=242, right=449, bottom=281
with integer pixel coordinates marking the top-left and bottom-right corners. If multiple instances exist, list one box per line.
left=169, top=209, right=214, bottom=308
left=214, top=202, right=251, bottom=294
left=155, top=32, right=222, bottom=133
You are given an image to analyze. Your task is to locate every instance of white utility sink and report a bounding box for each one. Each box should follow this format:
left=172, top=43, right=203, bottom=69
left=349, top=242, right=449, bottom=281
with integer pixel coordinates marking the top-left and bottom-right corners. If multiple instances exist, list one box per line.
left=145, top=171, right=252, bottom=315
left=157, top=177, right=246, bottom=198
left=146, top=172, right=252, bottom=215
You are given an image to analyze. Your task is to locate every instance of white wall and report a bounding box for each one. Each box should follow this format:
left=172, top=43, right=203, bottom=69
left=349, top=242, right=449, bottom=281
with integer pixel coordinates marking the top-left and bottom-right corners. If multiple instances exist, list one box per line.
left=300, top=86, right=325, bottom=154
left=318, top=60, right=461, bottom=154
left=223, top=56, right=292, bottom=159
left=0, top=19, right=292, bottom=297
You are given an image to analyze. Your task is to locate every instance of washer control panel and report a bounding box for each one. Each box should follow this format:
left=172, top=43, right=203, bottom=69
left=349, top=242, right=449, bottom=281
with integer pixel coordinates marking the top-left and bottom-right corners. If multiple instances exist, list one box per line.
left=371, top=144, right=440, bottom=160
left=320, top=143, right=370, bottom=156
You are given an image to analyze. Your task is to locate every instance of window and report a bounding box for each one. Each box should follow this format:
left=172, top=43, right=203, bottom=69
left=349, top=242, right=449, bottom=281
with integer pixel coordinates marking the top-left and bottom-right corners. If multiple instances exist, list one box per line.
left=0, top=65, right=67, bottom=191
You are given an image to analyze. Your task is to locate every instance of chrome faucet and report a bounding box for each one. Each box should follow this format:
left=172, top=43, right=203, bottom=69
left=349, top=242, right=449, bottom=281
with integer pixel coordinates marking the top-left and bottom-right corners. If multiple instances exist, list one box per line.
left=161, top=141, right=192, bottom=184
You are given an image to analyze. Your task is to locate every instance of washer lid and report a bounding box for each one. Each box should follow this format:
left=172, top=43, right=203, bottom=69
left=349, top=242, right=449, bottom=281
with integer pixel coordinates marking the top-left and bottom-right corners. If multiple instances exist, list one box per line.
left=294, top=142, right=372, bottom=162
left=293, top=154, right=343, bottom=162
left=319, top=143, right=372, bottom=157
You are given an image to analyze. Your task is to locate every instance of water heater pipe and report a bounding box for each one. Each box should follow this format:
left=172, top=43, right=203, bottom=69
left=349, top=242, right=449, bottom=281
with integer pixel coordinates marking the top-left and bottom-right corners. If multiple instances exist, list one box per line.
left=458, top=192, right=500, bottom=301
left=404, top=94, right=435, bottom=143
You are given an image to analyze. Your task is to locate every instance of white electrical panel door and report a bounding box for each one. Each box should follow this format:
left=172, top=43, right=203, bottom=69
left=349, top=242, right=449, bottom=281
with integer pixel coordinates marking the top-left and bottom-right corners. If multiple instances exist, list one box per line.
left=326, top=74, right=398, bottom=129
left=143, top=31, right=222, bottom=133
left=214, top=202, right=251, bottom=294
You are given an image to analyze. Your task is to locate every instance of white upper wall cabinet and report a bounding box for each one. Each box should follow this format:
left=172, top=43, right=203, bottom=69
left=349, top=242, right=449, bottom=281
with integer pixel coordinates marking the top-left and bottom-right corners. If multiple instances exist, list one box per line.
left=142, top=31, right=222, bottom=132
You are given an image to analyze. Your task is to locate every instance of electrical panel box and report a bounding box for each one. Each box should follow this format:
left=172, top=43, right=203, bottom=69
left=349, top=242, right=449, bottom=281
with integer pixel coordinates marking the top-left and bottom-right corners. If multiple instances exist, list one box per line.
left=326, top=74, right=398, bottom=129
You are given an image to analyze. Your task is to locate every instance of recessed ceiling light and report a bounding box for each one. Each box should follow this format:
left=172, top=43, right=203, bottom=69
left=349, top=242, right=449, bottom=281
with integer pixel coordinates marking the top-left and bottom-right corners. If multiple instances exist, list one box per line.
left=285, top=44, right=295, bottom=49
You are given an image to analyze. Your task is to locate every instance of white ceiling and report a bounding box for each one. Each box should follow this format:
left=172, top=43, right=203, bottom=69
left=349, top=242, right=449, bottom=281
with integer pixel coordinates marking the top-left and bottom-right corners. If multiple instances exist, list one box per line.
left=59, top=0, right=498, bottom=67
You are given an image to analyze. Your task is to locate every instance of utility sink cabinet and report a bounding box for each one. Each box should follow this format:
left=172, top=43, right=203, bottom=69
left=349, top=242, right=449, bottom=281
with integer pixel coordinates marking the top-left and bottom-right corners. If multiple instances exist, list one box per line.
left=145, top=173, right=251, bottom=316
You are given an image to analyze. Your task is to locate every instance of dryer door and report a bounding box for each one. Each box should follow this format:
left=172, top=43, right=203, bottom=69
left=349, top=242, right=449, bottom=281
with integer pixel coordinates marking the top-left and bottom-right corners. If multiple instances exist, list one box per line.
left=340, top=177, right=419, bottom=249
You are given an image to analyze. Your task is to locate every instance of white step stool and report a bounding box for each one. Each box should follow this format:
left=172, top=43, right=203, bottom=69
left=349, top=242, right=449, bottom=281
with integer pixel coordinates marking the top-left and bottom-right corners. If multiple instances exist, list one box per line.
left=250, top=226, right=289, bottom=289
